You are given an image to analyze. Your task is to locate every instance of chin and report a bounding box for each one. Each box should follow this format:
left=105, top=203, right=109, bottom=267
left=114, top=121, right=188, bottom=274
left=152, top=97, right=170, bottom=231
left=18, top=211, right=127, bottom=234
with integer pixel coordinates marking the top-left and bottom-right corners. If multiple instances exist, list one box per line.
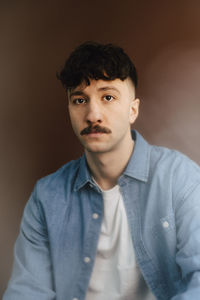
left=85, top=144, right=113, bottom=154
left=86, top=147, right=106, bottom=153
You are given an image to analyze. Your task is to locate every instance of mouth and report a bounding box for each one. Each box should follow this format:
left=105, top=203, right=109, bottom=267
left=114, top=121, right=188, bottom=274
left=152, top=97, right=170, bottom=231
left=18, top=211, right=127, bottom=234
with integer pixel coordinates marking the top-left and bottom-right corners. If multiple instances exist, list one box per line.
left=80, top=124, right=111, bottom=136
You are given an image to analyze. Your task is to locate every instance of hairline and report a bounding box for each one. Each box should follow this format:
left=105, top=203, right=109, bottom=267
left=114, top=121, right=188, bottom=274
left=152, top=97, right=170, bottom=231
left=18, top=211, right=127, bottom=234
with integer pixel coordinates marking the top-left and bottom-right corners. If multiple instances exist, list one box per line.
left=67, top=76, right=136, bottom=98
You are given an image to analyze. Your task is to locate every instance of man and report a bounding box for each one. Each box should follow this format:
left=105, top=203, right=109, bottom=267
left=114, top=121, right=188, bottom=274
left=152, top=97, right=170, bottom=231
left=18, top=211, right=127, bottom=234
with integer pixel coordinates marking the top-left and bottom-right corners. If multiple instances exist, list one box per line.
left=3, top=42, right=200, bottom=300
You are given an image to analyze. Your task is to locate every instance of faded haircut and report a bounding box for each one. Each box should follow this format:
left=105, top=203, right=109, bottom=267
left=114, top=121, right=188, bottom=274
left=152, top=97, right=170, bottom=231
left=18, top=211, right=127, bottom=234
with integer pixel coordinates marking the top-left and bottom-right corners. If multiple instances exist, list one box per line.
left=57, top=41, right=138, bottom=92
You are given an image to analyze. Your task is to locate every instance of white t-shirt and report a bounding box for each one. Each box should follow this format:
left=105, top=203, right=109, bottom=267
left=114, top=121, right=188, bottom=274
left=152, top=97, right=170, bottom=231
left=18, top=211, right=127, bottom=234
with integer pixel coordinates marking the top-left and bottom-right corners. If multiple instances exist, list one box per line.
left=86, top=184, right=156, bottom=300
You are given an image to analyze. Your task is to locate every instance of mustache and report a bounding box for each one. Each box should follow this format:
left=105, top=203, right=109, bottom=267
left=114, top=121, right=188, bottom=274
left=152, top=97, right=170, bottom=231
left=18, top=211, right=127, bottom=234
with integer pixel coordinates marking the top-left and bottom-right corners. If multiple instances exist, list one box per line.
left=80, top=124, right=111, bottom=135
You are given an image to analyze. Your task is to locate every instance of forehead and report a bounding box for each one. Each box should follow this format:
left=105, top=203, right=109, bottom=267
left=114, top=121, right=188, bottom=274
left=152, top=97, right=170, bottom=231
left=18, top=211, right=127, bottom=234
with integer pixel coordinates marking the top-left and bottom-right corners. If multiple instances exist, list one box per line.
left=69, top=78, right=135, bottom=97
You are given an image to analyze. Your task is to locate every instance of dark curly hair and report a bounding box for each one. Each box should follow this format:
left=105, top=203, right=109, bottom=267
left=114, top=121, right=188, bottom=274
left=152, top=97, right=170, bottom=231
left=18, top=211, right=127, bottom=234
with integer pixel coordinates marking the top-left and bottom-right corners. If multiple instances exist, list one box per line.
left=57, top=41, right=138, bottom=91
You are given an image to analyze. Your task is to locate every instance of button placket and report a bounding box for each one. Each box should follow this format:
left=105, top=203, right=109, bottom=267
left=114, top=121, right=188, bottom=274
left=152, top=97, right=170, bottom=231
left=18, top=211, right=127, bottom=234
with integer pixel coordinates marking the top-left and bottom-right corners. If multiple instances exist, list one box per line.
left=92, top=213, right=99, bottom=219
left=84, top=256, right=91, bottom=263
left=162, top=221, right=169, bottom=228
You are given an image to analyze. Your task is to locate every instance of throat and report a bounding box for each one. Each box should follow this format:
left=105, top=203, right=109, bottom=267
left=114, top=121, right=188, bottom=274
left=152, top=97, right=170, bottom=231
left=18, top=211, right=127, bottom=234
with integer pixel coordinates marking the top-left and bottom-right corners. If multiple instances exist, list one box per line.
left=85, top=140, right=134, bottom=190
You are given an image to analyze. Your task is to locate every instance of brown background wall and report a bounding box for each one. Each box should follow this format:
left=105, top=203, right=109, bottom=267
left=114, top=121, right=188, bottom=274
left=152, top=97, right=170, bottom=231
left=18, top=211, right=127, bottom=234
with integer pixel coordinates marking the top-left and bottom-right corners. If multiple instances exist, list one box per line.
left=1, top=0, right=200, bottom=296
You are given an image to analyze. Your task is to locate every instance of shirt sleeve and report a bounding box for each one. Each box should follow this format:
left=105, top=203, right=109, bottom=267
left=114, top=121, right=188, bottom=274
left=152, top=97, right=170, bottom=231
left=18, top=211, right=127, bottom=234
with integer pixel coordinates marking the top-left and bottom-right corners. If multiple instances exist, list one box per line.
left=172, top=182, right=200, bottom=299
left=3, top=184, right=56, bottom=300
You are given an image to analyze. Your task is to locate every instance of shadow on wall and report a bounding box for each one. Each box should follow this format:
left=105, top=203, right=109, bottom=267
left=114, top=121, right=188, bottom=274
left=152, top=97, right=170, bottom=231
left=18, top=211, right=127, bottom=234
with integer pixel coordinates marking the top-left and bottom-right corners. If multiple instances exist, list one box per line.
left=136, top=42, right=200, bottom=164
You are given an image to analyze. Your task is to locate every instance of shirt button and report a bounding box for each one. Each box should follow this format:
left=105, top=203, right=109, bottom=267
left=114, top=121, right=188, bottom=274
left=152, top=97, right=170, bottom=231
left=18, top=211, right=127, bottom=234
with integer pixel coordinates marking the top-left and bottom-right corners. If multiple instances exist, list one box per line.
left=92, top=213, right=99, bottom=219
left=162, top=221, right=169, bottom=228
left=84, top=256, right=91, bottom=263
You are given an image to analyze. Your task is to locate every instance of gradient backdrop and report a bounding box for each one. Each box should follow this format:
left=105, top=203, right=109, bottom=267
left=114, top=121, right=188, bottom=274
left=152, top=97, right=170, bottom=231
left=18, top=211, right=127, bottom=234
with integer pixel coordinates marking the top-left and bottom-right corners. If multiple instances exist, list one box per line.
left=1, top=0, right=200, bottom=296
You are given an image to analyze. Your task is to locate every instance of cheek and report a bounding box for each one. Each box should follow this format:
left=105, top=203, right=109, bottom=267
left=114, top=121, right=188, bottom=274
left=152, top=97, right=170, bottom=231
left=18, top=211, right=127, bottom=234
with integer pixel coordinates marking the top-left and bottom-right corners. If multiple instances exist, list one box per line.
left=69, top=110, right=78, bottom=124
left=119, top=107, right=132, bottom=123
left=111, top=111, right=130, bottom=131
left=68, top=113, right=79, bottom=133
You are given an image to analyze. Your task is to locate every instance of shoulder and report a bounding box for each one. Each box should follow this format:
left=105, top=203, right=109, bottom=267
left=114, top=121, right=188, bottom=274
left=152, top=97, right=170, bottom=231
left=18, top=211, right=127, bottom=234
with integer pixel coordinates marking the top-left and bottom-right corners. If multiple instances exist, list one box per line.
left=21, top=158, right=84, bottom=228
left=32, top=157, right=82, bottom=203
left=149, top=144, right=200, bottom=201
left=150, top=144, right=200, bottom=175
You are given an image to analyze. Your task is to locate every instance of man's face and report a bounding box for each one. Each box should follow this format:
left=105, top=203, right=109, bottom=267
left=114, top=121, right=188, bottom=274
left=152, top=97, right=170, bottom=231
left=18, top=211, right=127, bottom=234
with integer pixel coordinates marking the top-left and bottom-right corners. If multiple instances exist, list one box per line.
left=68, top=78, right=139, bottom=154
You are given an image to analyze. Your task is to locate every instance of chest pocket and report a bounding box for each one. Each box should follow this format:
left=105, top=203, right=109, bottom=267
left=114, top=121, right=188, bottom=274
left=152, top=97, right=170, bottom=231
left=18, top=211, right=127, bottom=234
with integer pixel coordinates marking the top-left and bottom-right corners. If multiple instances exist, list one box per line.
left=151, top=214, right=176, bottom=239
left=148, top=214, right=177, bottom=265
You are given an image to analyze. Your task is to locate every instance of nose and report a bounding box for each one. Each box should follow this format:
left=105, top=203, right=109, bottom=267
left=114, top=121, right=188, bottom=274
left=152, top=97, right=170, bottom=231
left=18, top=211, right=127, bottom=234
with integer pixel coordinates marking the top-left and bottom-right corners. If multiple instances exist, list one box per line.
left=86, top=100, right=102, bottom=124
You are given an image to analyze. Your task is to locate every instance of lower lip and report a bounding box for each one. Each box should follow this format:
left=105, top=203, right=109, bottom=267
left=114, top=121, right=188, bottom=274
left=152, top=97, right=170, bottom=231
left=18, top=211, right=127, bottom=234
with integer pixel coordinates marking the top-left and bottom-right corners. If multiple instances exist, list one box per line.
left=85, top=132, right=105, bottom=138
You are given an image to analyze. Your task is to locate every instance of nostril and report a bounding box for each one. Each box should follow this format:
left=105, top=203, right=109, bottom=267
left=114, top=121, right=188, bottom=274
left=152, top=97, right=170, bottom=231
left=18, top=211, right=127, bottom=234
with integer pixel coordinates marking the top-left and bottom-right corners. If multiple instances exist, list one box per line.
left=87, top=120, right=102, bottom=125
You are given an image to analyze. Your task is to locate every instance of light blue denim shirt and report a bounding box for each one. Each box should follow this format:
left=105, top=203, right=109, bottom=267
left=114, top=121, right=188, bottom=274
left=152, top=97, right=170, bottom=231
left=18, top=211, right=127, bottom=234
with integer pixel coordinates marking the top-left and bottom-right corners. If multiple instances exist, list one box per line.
left=3, top=130, right=200, bottom=300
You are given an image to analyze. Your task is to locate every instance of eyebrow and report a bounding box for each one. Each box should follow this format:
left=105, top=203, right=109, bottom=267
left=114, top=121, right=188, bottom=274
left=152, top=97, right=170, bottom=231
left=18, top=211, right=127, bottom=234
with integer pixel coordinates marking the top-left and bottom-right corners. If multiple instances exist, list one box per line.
left=69, top=91, right=85, bottom=98
left=69, top=86, right=121, bottom=98
left=97, top=86, right=120, bottom=94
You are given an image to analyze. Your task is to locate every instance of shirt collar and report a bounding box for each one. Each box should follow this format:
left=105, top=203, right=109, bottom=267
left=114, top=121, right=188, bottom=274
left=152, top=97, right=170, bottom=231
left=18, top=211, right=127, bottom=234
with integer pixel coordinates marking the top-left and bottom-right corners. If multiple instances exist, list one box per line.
left=122, top=130, right=151, bottom=182
left=74, top=154, right=92, bottom=191
left=74, top=130, right=151, bottom=191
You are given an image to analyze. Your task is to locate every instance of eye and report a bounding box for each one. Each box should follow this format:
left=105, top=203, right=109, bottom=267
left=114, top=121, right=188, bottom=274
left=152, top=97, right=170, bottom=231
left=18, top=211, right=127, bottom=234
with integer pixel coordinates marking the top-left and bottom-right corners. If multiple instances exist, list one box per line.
left=103, top=95, right=114, bottom=102
left=73, top=98, right=86, bottom=105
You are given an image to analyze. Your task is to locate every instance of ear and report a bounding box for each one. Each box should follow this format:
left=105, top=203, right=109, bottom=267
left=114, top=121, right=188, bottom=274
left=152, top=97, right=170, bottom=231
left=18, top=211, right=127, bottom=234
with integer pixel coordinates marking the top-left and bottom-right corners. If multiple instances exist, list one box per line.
left=129, top=98, right=140, bottom=124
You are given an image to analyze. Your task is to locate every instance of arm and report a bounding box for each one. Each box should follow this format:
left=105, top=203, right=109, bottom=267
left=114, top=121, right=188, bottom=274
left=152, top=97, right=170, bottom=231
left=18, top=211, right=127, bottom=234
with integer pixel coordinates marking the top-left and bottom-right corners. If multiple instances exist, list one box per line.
left=172, top=183, right=200, bottom=299
left=3, top=185, right=56, bottom=300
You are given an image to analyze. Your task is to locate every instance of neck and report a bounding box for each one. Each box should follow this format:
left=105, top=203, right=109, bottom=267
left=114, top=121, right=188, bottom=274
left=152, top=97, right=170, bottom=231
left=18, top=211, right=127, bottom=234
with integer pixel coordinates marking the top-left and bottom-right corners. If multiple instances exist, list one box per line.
left=85, top=136, right=134, bottom=190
